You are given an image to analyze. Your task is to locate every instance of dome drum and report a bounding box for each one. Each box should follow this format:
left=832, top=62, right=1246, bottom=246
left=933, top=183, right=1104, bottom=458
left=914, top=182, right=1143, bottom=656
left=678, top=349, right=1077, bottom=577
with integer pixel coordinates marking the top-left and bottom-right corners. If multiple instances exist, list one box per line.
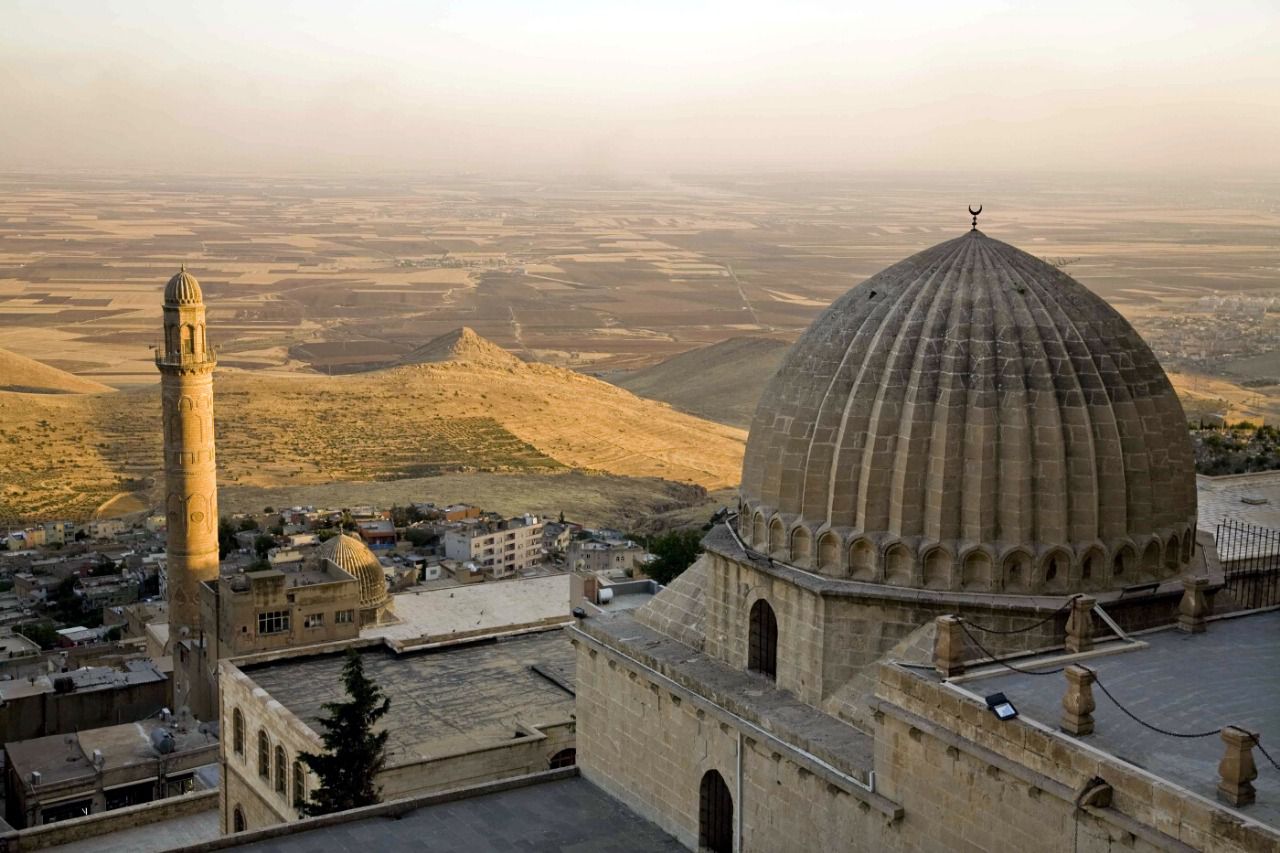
left=738, top=501, right=1195, bottom=595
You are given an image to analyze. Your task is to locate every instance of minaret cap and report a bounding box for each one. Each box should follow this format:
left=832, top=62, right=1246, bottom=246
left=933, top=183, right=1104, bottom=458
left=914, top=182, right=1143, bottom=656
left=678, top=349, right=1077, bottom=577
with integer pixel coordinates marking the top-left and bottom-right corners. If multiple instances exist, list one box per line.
left=164, top=267, right=203, bottom=306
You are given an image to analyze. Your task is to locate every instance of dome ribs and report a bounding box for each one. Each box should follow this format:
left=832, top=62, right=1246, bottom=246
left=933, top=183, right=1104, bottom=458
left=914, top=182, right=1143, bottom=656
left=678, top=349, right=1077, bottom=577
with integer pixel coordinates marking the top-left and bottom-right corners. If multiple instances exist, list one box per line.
left=888, top=238, right=973, bottom=540
left=739, top=229, right=1196, bottom=592
left=922, top=243, right=974, bottom=545
left=851, top=242, right=959, bottom=536
left=1003, top=250, right=1100, bottom=545
left=976, top=242, right=1036, bottom=550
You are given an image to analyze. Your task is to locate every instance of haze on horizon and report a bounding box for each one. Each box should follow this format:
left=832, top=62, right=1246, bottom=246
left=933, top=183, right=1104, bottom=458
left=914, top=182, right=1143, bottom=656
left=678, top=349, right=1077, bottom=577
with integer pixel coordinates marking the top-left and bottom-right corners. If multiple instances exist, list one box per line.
left=2, top=0, right=1278, bottom=177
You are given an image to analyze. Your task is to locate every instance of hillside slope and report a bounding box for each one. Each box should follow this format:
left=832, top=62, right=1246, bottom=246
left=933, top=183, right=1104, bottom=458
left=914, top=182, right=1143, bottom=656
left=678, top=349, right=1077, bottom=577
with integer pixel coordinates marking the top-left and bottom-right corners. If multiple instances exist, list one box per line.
left=0, top=329, right=745, bottom=523
left=615, top=336, right=790, bottom=428
left=0, top=347, right=112, bottom=394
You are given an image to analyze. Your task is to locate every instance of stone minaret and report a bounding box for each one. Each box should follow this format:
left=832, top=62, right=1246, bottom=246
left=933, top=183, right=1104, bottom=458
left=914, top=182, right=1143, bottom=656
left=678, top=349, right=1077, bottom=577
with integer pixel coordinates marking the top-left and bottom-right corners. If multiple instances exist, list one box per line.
left=156, top=266, right=219, bottom=645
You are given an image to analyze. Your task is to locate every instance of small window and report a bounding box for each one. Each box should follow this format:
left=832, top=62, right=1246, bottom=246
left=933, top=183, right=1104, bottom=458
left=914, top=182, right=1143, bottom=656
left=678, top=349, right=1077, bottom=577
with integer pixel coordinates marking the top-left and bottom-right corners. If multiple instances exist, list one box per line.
left=257, top=610, right=290, bottom=635
left=335, top=609, right=354, bottom=624
left=549, top=748, right=577, bottom=769
left=258, top=731, right=270, bottom=779
left=292, top=760, right=306, bottom=809
left=233, top=708, right=245, bottom=756
left=275, top=745, right=287, bottom=794
left=303, top=613, right=324, bottom=629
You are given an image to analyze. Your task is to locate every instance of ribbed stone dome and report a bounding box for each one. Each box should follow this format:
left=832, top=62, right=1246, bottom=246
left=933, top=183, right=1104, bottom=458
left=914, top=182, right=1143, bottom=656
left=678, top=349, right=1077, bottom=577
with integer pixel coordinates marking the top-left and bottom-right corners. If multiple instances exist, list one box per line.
left=740, top=229, right=1197, bottom=594
left=164, top=267, right=203, bottom=306
left=319, top=533, right=389, bottom=609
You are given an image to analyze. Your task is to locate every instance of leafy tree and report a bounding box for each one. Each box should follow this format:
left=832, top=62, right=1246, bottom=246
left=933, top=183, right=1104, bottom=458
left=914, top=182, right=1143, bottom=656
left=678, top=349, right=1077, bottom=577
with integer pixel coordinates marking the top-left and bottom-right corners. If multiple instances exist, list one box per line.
left=218, top=517, right=237, bottom=560
left=253, top=534, right=276, bottom=559
left=299, top=649, right=391, bottom=816
left=643, top=528, right=704, bottom=585
left=16, top=622, right=58, bottom=649
left=237, top=517, right=260, bottom=532
left=405, top=527, right=435, bottom=548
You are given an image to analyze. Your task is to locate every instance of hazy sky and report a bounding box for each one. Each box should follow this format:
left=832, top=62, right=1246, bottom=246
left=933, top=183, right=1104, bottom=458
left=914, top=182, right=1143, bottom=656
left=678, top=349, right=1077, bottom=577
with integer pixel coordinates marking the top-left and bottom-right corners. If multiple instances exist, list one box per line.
left=2, top=1, right=1277, bottom=175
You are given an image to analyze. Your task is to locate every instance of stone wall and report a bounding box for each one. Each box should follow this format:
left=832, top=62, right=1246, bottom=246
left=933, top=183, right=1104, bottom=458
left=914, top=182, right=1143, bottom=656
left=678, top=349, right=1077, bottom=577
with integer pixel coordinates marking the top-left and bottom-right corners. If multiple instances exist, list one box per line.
left=0, top=789, right=217, bottom=851
left=573, top=622, right=1280, bottom=853
left=873, top=664, right=1279, bottom=853
left=701, top=551, right=1071, bottom=707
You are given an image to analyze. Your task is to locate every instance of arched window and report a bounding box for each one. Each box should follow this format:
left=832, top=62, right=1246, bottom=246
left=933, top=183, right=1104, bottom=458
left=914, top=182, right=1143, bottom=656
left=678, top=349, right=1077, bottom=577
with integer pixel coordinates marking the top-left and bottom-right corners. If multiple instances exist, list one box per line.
left=181, top=324, right=194, bottom=355
left=275, top=745, right=287, bottom=794
left=258, top=731, right=270, bottom=779
left=548, top=748, right=577, bottom=769
left=233, top=806, right=246, bottom=833
left=747, top=599, right=777, bottom=680
left=232, top=708, right=244, bottom=756
left=699, top=770, right=733, bottom=853
left=292, top=760, right=306, bottom=809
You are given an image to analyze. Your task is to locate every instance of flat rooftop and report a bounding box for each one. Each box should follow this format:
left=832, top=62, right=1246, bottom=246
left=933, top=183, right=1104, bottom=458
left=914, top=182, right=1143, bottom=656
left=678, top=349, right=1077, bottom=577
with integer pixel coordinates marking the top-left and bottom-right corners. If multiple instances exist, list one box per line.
left=365, top=573, right=571, bottom=648
left=7, top=717, right=217, bottom=783
left=242, top=630, right=575, bottom=766
left=970, top=609, right=1280, bottom=829
left=1198, top=471, right=1280, bottom=534
left=234, top=775, right=683, bottom=853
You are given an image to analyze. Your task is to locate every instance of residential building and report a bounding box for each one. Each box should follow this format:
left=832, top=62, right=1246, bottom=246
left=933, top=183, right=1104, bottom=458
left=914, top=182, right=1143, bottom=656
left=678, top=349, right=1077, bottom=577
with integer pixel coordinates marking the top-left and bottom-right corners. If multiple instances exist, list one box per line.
left=4, top=715, right=218, bottom=828
left=442, top=515, right=543, bottom=578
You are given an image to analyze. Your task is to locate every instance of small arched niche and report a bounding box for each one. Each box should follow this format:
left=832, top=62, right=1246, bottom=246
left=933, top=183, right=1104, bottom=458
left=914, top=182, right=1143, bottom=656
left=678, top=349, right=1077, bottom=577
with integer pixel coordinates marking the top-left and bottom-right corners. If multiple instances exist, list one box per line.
left=922, top=548, right=951, bottom=590
left=790, top=527, right=811, bottom=565
left=768, top=518, right=786, bottom=558
left=1002, top=551, right=1032, bottom=592
left=1112, top=545, right=1135, bottom=580
left=1140, top=539, right=1162, bottom=580
left=884, top=543, right=913, bottom=586
left=816, top=532, right=840, bottom=573
left=961, top=550, right=992, bottom=590
left=751, top=512, right=766, bottom=549
left=1042, top=550, right=1070, bottom=593
left=849, top=538, right=874, bottom=581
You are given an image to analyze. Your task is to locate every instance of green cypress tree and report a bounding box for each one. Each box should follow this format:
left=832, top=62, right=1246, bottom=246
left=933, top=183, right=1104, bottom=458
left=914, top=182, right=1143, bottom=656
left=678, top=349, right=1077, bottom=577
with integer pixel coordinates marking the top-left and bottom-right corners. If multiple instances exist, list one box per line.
left=299, top=648, right=391, bottom=816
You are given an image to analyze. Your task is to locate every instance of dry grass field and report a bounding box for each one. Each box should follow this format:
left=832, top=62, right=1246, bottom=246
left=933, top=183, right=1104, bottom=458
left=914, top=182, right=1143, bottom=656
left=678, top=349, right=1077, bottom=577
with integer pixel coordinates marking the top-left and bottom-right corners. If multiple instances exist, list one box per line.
left=0, top=328, right=744, bottom=525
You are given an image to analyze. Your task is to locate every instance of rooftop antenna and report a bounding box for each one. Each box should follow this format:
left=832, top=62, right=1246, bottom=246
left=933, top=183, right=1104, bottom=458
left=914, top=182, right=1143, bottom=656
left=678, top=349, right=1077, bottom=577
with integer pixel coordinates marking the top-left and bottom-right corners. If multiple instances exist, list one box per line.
left=969, top=205, right=982, bottom=231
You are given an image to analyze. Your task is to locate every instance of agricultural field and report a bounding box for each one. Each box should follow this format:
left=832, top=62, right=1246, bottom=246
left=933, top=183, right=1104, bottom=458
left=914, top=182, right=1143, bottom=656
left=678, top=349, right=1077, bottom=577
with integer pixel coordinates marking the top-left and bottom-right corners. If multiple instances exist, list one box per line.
left=1, top=172, right=1278, bottom=524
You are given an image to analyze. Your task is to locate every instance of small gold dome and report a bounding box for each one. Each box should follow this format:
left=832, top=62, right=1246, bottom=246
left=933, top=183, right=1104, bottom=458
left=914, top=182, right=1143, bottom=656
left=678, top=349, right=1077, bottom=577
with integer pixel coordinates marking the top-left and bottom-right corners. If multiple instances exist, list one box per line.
left=319, top=533, right=389, bottom=610
left=164, top=266, right=203, bottom=306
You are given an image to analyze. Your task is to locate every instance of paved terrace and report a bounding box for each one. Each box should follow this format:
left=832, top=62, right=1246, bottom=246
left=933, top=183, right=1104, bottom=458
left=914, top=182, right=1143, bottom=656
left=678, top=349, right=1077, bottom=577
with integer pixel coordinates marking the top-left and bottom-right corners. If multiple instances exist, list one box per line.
left=970, top=608, right=1280, bottom=830
left=242, top=630, right=575, bottom=766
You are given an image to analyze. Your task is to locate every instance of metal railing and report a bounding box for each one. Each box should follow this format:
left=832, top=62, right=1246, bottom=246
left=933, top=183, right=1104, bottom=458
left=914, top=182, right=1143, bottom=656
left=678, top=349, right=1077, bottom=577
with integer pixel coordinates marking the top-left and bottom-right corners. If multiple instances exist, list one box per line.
left=1216, top=519, right=1280, bottom=610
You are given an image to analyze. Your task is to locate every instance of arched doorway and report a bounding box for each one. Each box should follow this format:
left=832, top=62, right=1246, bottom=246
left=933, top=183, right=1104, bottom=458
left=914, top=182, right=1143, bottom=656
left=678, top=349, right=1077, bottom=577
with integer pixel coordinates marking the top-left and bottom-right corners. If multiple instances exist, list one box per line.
left=748, top=599, right=777, bottom=679
left=699, top=770, right=733, bottom=853
left=233, top=806, right=246, bottom=833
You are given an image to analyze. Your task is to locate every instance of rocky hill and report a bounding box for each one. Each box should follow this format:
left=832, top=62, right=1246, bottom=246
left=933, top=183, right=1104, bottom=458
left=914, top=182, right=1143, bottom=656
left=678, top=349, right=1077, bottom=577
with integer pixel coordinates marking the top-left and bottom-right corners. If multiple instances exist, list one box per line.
left=0, top=329, right=745, bottom=523
left=615, top=336, right=790, bottom=428
left=0, top=347, right=112, bottom=394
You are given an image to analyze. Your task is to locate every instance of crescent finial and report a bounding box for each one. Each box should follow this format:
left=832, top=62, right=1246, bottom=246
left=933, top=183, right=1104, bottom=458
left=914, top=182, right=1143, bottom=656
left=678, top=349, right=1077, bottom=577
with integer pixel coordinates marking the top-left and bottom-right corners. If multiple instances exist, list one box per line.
left=968, top=205, right=982, bottom=230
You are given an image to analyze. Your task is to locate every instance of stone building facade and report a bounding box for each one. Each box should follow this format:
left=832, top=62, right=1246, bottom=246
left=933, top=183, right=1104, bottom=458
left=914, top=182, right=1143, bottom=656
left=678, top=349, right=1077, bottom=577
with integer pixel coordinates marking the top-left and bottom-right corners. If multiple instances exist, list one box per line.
left=218, top=630, right=577, bottom=834
left=570, top=230, right=1277, bottom=852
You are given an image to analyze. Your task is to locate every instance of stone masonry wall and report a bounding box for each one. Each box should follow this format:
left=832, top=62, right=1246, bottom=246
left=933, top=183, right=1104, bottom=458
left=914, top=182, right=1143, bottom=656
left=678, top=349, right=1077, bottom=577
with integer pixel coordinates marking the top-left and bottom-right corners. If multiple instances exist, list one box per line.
left=874, top=664, right=1280, bottom=853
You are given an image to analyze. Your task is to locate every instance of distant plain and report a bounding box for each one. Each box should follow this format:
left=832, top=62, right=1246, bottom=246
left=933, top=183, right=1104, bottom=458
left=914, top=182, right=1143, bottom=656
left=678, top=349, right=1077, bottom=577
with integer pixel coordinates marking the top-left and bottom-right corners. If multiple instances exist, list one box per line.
left=1, top=173, right=1277, bottom=524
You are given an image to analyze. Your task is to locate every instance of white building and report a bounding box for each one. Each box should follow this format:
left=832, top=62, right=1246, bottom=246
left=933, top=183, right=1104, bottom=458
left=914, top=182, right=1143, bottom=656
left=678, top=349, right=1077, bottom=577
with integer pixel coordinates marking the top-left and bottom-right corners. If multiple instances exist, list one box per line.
left=442, top=515, right=543, bottom=578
